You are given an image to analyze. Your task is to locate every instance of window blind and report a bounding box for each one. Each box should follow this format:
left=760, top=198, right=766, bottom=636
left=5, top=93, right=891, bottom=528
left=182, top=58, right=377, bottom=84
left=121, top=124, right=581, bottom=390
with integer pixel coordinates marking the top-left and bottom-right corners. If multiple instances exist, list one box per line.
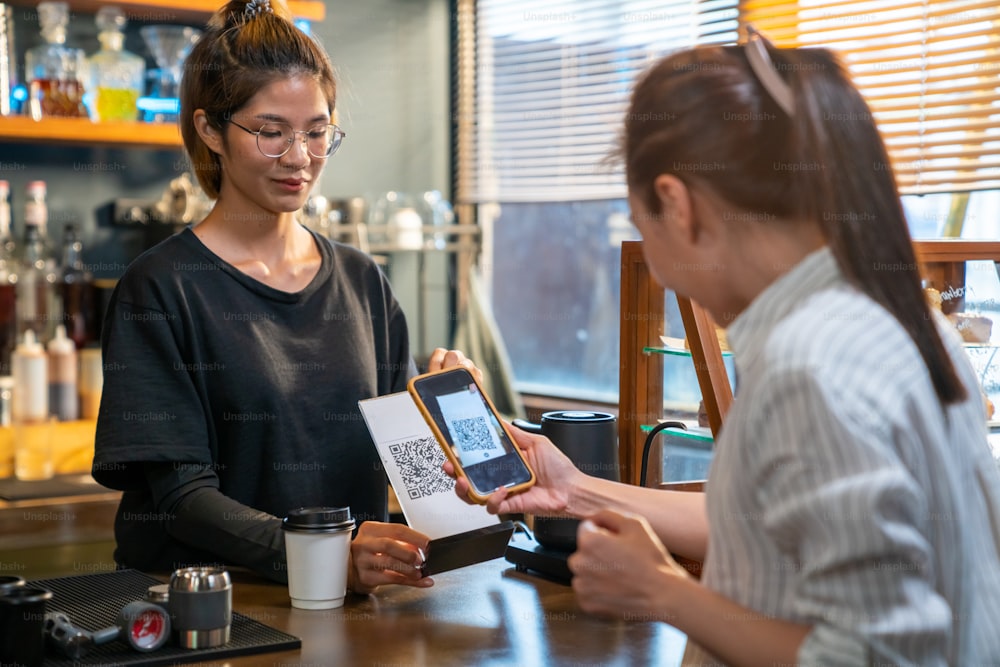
left=457, top=0, right=740, bottom=203
left=742, top=0, right=1000, bottom=194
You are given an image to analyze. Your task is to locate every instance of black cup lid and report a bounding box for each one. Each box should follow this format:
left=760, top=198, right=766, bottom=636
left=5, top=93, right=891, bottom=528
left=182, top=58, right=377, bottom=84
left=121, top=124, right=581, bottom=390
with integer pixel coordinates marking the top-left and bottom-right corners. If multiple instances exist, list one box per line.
left=542, top=410, right=615, bottom=423
left=282, top=506, right=355, bottom=532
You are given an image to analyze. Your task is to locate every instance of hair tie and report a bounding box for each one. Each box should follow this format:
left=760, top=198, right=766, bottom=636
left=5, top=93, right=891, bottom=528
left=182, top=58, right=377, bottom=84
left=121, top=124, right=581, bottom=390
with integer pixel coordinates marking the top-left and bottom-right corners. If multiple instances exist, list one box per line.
left=244, top=0, right=272, bottom=19
left=744, top=25, right=795, bottom=116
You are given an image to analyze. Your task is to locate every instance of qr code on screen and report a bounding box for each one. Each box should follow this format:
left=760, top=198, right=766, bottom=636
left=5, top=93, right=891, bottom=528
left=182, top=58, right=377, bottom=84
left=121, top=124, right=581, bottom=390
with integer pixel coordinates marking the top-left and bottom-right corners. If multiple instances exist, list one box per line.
left=388, top=437, right=454, bottom=500
left=452, top=417, right=493, bottom=452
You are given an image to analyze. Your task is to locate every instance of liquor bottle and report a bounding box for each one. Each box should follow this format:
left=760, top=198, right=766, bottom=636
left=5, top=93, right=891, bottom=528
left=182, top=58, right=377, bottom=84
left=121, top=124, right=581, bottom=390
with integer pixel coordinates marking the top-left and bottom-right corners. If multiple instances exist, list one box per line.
left=0, top=180, right=15, bottom=375
left=24, top=1, right=86, bottom=119
left=0, top=179, right=15, bottom=258
left=58, top=223, right=95, bottom=348
left=87, top=6, right=144, bottom=122
left=16, top=181, right=58, bottom=342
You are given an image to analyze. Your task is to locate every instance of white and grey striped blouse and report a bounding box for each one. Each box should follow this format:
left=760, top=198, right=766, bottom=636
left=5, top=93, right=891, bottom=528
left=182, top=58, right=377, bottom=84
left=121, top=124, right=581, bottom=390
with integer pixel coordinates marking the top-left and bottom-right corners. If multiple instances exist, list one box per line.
left=683, top=247, right=1000, bottom=666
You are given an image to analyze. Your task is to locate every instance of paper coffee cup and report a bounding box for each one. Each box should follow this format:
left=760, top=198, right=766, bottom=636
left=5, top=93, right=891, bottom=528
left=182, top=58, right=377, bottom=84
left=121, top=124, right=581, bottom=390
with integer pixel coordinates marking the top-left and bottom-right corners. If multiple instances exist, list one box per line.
left=282, top=507, right=355, bottom=610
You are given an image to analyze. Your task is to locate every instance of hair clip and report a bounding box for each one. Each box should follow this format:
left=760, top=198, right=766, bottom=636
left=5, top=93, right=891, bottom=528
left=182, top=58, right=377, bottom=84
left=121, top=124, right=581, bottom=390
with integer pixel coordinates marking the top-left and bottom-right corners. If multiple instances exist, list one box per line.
left=744, top=25, right=795, bottom=116
left=244, top=0, right=272, bottom=19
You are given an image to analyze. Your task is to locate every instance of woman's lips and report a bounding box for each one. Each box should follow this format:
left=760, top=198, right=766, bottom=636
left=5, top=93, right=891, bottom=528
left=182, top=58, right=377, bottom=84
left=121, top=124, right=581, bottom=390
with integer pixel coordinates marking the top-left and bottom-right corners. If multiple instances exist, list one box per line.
left=276, top=178, right=306, bottom=192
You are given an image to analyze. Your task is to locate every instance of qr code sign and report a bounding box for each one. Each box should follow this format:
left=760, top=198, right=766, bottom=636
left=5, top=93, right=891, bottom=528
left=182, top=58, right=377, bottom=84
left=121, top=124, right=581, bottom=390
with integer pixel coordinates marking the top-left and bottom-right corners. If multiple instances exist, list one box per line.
left=452, top=417, right=493, bottom=453
left=388, top=437, right=454, bottom=500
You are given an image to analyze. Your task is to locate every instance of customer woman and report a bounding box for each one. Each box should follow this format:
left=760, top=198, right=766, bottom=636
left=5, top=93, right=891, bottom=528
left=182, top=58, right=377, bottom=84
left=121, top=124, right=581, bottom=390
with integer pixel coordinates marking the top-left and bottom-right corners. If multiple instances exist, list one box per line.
left=450, top=33, right=1000, bottom=665
left=93, top=0, right=474, bottom=593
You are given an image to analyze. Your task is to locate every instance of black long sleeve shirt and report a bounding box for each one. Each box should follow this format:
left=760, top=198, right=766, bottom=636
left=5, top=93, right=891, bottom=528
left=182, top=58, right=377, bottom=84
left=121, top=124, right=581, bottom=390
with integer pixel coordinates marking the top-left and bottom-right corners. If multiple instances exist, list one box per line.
left=92, top=227, right=415, bottom=581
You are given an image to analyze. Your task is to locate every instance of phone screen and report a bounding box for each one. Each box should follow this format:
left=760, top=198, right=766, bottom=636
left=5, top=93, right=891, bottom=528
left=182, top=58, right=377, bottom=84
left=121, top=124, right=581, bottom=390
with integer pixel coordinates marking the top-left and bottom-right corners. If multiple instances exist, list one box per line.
left=411, top=369, right=533, bottom=496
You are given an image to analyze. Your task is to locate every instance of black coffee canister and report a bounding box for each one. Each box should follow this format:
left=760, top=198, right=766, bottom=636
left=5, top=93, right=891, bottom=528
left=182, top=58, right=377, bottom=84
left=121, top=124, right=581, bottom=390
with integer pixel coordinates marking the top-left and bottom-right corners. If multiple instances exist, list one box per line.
left=513, top=411, right=618, bottom=551
left=0, top=586, right=52, bottom=667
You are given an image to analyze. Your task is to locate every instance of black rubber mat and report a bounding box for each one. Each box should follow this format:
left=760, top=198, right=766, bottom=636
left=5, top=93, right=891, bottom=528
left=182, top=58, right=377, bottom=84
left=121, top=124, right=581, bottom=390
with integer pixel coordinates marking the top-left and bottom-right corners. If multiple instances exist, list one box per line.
left=30, top=569, right=301, bottom=666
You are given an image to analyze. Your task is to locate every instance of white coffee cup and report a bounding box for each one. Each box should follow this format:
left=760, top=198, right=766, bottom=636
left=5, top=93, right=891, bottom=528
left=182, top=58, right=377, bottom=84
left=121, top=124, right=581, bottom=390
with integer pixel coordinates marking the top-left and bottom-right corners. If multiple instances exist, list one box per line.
left=282, top=506, right=356, bottom=610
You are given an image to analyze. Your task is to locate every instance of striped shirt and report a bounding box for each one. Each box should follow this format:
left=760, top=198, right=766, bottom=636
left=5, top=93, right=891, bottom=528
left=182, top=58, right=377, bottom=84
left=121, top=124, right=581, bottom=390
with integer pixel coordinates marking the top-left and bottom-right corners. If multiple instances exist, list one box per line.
left=682, top=247, right=1000, bottom=666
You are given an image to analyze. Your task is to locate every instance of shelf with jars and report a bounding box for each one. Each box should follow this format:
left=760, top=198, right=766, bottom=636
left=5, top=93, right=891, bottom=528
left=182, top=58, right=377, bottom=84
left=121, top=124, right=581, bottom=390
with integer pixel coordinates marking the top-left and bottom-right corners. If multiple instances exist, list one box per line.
left=4, top=0, right=325, bottom=23
left=0, top=0, right=325, bottom=148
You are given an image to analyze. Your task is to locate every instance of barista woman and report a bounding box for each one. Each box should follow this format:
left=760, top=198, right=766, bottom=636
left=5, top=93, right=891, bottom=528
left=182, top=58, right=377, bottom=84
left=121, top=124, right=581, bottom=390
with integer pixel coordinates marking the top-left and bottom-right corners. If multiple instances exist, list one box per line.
left=93, top=0, right=475, bottom=593
left=450, top=32, right=1000, bottom=666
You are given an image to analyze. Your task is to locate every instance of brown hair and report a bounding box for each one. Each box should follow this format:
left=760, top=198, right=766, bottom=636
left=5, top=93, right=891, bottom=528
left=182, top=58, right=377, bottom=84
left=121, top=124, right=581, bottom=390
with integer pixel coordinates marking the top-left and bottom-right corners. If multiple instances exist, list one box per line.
left=622, top=44, right=966, bottom=405
left=179, top=0, right=337, bottom=198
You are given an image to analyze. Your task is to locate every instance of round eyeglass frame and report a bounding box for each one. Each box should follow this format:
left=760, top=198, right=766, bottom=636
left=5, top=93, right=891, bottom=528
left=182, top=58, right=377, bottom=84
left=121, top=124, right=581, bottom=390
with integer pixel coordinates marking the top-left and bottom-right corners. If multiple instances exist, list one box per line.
left=228, top=119, right=345, bottom=159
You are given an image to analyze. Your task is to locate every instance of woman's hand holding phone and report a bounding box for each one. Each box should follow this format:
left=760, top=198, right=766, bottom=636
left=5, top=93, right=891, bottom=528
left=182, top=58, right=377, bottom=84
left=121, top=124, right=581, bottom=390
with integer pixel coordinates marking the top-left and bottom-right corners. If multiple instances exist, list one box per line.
left=444, top=424, right=585, bottom=517
left=409, top=367, right=537, bottom=503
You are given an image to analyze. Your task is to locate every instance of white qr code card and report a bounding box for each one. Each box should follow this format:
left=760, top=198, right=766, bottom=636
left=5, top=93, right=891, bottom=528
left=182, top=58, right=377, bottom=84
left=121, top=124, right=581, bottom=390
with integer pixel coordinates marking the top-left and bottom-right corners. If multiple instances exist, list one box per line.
left=358, top=392, right=499, bottom=539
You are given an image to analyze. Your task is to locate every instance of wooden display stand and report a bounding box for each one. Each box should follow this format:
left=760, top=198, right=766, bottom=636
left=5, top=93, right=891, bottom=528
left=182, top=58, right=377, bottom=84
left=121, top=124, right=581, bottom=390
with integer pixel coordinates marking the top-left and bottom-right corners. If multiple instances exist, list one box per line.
left=618, top=241, right=733, bottom=488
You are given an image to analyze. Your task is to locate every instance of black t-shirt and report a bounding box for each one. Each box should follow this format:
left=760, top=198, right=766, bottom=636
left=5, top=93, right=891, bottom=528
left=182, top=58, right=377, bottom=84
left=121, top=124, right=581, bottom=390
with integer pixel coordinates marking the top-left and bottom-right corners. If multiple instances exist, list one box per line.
left=92, top=227, right=415, bottom=579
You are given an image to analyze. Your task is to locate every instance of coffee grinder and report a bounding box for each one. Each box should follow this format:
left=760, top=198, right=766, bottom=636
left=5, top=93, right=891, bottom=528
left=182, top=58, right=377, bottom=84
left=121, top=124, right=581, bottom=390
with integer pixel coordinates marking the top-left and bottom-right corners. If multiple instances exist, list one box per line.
left=504, top=411, right=619, bottom=583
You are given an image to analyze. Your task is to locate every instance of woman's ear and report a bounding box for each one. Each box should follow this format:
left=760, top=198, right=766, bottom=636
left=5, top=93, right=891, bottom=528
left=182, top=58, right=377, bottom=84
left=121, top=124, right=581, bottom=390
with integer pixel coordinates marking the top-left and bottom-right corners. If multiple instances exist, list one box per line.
left=193, top=110, right=223, bottom=154
left=652, top=174, right=696, bottom=243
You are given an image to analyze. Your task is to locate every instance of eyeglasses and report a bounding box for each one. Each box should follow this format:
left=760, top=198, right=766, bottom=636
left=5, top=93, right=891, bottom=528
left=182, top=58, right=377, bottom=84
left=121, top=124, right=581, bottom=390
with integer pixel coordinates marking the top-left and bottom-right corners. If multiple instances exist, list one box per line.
left=229, top=120, right=346, bottom=159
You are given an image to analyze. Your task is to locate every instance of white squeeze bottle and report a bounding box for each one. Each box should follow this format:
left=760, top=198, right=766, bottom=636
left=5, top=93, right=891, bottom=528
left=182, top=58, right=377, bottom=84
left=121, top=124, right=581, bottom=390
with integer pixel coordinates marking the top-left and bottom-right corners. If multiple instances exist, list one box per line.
left=47, top=324, right=78, bottom=421
left=12, top=329, right=48, bottom=423
left=12, top=329, right=52, bottom=480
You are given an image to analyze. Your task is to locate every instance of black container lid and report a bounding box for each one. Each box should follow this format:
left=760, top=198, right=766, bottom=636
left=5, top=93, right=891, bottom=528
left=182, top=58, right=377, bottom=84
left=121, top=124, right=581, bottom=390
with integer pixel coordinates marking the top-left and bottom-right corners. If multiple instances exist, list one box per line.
left=282, top=506, right=355, bottom=533
left=542, top=410, right=615, bottom=423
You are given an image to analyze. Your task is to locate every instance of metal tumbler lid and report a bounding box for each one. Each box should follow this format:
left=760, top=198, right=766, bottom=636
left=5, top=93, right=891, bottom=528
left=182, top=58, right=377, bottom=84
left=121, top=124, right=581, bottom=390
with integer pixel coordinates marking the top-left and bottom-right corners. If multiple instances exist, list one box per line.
left=0, top=575, right=24, bottom=593
left=282, top=506, right=355, bottom=533
left=168, top=566, right=231, bottom=592
left=146, top=583, right=169, bottom=604
left=0, top=586, right=52, bottom=604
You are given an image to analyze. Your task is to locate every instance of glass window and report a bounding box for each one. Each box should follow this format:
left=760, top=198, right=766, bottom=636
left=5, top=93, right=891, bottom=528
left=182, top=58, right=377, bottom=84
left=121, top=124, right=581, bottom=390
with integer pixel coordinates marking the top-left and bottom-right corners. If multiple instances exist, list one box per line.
left=457, top=1, right=1000, bottom=403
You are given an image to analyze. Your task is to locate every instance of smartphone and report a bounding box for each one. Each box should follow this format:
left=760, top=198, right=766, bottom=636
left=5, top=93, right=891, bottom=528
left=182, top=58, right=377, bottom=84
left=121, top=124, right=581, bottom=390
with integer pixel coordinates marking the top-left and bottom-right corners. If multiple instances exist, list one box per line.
left=408, top=367, right=536, bottom=504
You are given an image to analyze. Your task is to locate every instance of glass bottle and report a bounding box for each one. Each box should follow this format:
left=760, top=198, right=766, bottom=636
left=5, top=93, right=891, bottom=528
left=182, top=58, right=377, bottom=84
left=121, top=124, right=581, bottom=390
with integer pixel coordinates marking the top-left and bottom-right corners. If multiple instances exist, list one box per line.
left=0, top=179, right=16, bottom=259
left=58, top=223, right=95, bottom=349
left=87, top=6, right=144, bottom=122
left=24, top=1, right=86, bottom=119
left=17, top=181, right=58, bottom=343
left=0, top=180, right=15, bottom=376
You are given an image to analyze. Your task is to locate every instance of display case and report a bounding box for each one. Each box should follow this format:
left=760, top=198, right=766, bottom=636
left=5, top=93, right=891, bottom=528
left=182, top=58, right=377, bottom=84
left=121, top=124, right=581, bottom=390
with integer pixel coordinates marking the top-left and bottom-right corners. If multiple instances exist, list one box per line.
left=618, top=241, right=732, bottom=487
left=914, top=240, right=1000, bottom=428
left=618, top=239, right=1000, bottom=488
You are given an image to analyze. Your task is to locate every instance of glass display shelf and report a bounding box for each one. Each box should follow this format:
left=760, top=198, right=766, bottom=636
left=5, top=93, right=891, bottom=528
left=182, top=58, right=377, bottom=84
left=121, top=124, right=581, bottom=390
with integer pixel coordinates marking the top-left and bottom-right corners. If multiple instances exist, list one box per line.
left=644, top=345, right=734, bottom=359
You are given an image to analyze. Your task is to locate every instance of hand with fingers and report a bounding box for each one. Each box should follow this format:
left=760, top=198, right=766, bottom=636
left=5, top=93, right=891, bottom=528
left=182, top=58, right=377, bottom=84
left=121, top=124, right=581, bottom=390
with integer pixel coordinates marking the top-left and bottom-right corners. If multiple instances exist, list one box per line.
left=443, top=422, right=585, bottom=517
left=347, top=522, right=433, bottom=594
left=569, top=511, right=691, bottom=623
left=426, top=347, right=484, bottom=385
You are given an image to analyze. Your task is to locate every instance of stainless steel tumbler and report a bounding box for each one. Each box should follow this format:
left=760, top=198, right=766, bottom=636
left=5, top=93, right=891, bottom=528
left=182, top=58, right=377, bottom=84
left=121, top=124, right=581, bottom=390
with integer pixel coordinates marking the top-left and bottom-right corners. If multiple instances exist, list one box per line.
left=168, top=566, right=232, bottom=649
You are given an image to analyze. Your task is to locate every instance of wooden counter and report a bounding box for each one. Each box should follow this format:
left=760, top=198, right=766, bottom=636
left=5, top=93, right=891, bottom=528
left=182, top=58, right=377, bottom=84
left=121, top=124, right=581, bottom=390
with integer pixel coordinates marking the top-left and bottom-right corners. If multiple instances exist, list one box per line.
left=223, top=559, right=688, bottom=666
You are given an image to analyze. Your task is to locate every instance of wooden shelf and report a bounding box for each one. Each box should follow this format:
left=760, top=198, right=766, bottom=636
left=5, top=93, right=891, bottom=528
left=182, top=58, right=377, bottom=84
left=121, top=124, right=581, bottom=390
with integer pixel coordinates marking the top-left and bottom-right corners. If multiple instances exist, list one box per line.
left=914, top=239, right=1000, bottom=263
left=7, top=0, right=325, bottom=23
left=0, top=116, right=182, bottom=149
